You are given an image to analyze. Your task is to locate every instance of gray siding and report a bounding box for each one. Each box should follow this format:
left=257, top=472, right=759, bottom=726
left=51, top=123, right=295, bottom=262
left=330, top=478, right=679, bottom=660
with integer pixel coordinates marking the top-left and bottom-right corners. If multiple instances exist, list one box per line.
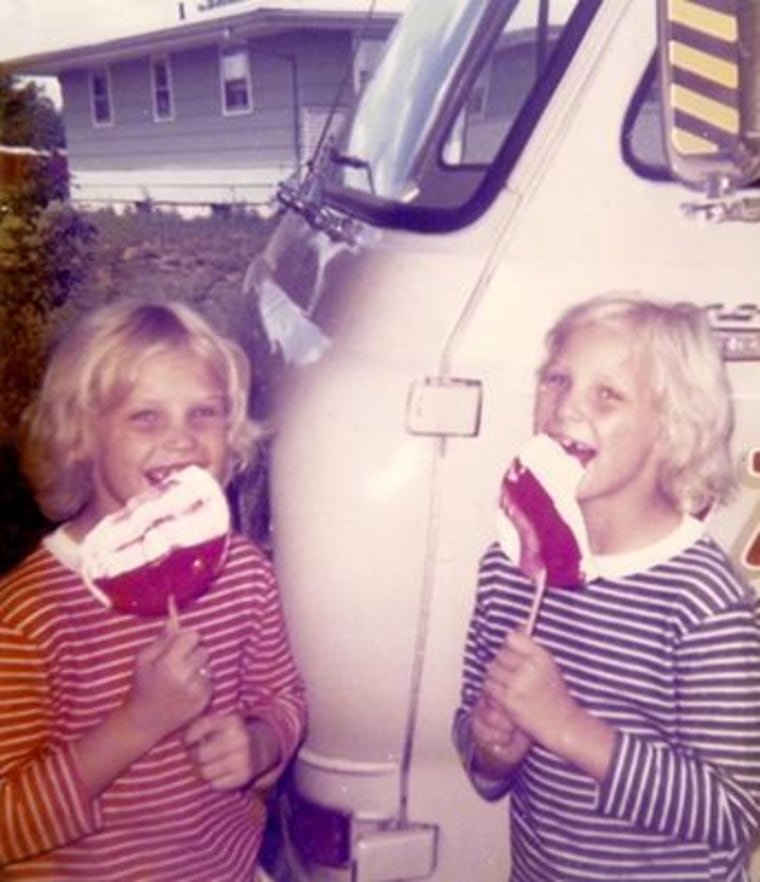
left=60, top=29, right=354, bottom=174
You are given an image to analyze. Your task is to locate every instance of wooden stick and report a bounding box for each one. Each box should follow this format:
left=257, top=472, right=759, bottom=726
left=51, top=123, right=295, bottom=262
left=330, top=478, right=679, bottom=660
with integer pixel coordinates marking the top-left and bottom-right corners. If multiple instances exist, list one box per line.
left=525, top=570, right=547, bottom=636
left=166, top=594, right=180, bottom=634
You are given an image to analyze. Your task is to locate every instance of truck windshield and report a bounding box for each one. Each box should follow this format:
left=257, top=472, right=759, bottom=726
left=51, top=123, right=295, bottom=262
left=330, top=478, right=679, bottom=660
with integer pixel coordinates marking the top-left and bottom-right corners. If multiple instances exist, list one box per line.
left=323, top=0, right=600, bottom=230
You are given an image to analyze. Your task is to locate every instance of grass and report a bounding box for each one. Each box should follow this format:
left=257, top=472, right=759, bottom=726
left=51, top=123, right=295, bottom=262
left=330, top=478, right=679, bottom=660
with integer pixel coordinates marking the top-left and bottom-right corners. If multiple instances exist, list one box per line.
left=67, top=206, right=275, bottom=314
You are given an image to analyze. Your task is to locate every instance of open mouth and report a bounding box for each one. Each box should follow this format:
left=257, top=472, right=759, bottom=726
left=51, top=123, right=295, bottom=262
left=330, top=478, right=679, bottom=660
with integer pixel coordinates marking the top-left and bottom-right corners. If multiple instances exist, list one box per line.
left=556, top=436, right=596, bottom=467
left=145, top=464, right=200, bottom=486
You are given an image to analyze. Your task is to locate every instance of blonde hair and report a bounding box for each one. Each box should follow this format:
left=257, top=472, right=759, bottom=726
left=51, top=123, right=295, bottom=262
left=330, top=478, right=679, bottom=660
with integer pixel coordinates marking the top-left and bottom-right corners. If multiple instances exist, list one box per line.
left=541, top=292, right=736, bottom=515
left=22, top=299, right=263, bottom=522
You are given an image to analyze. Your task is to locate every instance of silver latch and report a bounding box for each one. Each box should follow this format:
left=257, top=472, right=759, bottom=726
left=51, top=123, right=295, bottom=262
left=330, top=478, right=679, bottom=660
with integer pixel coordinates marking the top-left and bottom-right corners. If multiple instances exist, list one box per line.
left=707, top=303, right=760, bottom=361
left=406, top=377, right=482, bottom=437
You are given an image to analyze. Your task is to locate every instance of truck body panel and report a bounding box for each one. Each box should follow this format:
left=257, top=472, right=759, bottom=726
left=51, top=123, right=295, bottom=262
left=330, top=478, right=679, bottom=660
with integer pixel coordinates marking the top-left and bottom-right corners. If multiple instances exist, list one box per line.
left=244, top=1, right=760, bottom=878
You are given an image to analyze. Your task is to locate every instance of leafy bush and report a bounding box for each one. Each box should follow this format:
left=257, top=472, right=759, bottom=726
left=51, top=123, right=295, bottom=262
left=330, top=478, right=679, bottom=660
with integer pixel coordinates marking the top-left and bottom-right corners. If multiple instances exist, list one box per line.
left=0, top=74, right=65, bottom=150
left=0, top=196, right=97, bottom=574
left=0, top=196, right=96, bottom=437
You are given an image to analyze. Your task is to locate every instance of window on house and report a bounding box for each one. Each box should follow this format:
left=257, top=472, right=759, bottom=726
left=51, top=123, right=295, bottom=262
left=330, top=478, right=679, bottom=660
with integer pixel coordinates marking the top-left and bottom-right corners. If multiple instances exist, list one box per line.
left=220, top=48, right=252, bottom=115
left=90, top=69, right=113, bottom=126
left=152, top=57, right=174, bottom=121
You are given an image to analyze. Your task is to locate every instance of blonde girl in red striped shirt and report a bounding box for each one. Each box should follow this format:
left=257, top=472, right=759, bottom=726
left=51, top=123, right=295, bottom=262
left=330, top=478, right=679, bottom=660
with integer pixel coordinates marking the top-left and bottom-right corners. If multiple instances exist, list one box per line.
left=0, top=299, right=306, bottom=881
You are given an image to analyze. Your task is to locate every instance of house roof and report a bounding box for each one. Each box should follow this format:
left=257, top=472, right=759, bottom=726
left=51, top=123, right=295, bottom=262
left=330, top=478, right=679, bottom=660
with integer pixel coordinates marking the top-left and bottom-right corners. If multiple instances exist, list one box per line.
left=2, top=0, right=405, bottom=75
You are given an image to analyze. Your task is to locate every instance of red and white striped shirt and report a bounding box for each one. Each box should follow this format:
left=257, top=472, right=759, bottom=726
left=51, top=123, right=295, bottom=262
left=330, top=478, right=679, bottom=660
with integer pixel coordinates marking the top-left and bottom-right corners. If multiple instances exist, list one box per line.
left=0, top=530, right=306, bottom=881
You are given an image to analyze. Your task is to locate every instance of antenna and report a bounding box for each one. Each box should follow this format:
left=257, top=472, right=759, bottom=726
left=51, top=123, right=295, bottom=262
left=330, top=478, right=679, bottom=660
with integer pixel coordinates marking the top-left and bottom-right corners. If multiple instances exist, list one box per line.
left=309, top=0, right=380, bottom=165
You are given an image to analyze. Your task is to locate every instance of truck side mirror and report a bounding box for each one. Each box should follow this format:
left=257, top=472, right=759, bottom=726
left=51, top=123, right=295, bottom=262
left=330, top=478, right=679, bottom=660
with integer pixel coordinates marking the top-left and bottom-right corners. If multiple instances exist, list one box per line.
left=657, top=0, right=760, bottom=195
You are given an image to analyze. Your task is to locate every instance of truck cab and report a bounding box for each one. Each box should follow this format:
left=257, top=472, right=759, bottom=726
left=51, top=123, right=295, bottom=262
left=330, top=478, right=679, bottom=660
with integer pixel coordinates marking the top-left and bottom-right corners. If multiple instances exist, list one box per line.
left=243, top=1, right=760, bottom=878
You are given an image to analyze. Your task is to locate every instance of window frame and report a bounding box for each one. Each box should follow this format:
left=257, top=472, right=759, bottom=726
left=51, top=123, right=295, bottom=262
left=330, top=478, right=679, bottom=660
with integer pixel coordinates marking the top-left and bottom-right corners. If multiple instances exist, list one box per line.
left=90, top=68, right=114, bottom=127
left=151, top=56, right=175, bottom=123
left=620, top=54, right=672, bottom=183
left=219, top=46, right=253, bottom=116
left=323, top=0, right=603, bottom=233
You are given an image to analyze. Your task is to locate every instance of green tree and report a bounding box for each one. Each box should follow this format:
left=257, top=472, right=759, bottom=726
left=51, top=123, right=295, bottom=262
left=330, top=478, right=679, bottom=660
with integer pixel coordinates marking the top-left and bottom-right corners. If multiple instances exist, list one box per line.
left=0, top=72, right=92, bottom=573
left=0, top=69, right=88, bottom=437
left=0, top=72, right=65, bottom=149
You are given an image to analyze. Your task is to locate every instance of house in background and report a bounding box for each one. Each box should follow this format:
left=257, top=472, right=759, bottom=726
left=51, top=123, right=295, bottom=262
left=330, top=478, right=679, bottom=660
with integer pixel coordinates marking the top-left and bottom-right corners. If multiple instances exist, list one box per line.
left=3, top=0, right=401, bottom=214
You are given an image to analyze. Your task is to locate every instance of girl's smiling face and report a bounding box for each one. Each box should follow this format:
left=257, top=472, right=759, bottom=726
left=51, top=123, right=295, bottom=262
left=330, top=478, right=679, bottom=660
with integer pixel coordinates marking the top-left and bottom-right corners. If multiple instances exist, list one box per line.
left=81, top=346, right=230, bottom=527
left=533, top=321, right=673, bottom=538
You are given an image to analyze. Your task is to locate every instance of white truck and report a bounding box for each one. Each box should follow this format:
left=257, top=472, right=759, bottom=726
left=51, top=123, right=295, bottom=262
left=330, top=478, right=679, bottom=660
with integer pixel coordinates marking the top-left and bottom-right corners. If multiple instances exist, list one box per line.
left=243, top=1, right=760, bottom=878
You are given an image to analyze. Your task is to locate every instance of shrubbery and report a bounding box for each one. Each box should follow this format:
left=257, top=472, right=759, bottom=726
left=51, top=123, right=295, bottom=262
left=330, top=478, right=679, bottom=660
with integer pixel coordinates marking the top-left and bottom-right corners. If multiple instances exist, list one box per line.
left=0, top=191, right=95, bottom=572
left=0, top=185, right=96, bottom=437
left=0, top=148, right=96, bottom=574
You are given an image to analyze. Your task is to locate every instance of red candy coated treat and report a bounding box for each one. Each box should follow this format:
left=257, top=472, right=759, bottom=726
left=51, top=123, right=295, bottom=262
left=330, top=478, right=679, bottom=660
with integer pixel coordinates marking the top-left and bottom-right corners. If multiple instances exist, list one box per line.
left=80, top=465, right=230, bottom=617
left=499, top=434, right=596, bottom=588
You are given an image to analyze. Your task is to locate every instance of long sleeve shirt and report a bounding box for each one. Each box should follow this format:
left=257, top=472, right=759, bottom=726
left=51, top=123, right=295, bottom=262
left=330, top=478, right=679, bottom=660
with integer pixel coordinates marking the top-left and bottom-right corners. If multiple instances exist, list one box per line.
left=0, top=529, right=306, bottom=881
left=454, top=517, right=760, bottom=881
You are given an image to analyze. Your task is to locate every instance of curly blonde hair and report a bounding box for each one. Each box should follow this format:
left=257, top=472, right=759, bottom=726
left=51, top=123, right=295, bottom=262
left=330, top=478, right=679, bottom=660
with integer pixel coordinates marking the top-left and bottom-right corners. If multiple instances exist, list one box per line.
left=22, top=299, right=263, bottom=523
left=540, top=292, right=737, bottom=515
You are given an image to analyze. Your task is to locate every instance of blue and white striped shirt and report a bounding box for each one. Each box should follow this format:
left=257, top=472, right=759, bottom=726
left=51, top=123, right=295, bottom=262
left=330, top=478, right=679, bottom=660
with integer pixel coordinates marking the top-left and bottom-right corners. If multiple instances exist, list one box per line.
left=454, top=518, right=760, bottom=881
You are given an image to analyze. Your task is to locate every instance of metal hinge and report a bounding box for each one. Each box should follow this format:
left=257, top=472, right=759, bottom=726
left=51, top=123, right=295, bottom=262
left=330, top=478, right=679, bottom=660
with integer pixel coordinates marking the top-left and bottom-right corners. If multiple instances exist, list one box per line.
left=681, top=196, right=760, bottom=223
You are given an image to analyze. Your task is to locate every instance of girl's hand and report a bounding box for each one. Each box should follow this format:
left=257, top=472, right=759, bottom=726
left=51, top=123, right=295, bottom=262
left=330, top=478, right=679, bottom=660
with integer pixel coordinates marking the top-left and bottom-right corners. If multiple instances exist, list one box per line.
left=471, top=691, right=533, bottom=775
left=184, top=713, right=281, bottom=790
left=482, top=630, right=578, bottom=748
left=484, top=630, right=616, bottom=780
left=71, top=613, right=213, bottom=801
left=125, top=625, right=212, bottom=742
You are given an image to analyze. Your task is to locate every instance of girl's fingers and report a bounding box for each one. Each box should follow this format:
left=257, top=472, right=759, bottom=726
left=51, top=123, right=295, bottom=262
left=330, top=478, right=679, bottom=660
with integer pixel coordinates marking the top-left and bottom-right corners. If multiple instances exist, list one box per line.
left=506, top=629, right=540, bottom=656
left=185, top=713, right=217, bottom=748
left=139, top=626, right=174, bottom=664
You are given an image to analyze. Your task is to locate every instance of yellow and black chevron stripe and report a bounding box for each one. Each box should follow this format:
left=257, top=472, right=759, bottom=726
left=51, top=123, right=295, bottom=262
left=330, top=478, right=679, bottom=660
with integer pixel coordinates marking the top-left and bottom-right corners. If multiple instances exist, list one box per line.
left=662, top=0, right=743, bottom=158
